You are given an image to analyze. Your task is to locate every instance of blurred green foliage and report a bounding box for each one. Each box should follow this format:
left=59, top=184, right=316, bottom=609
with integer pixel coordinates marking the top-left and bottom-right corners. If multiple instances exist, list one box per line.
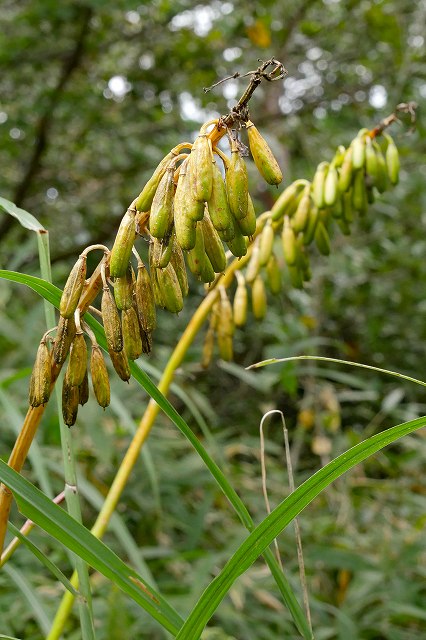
left=1, top=0, right=425, bottom=638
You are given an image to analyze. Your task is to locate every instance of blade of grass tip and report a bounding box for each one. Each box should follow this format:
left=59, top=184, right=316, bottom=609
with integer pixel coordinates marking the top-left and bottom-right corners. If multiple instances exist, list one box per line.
left=3, top=563, right=52, bottom=635
left=7, top=522, right=80, bottom=597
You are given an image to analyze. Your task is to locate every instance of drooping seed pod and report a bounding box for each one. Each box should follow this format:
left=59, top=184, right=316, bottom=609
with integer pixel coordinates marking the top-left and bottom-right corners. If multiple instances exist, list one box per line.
left=342, top=190, right=354, bottom=224
left=156, top=263, right=184, bottom=313
left=372, top=140, right=388, bottom=193
left=338, top=146, right=354, bottom=192
left=385, top=134, right=400, bottom=185
left=312, top=162, right=328, bottom=209
left=291, top=185, right=311, bottom=233
left=246, top=120, right=283, bottom=186
left=259, top=219, right=274, bottom=267
left=149, top=237, right=163, bottom=268
left=201, top=325, right=215, bottom=369
left=333, top=144, right=346, bottom=168
left=186, top=223, right=206, bottom=279
left=189, top=134, right=213, bottom=202
left=217, top=289, right=234, bottom=361
left=314, top=221, right=331, bottom=256
left=108, top=347, right=131, bottom=382
left=271, top=181, right=304, bottom=222
left=236, top=194, right=257, bottom=238
left=266, top=253, right=282, bottom=294
left=227, top=217, right=248, bottom=258
left=114, top=264, right=135, bottom=311
left=122, top=307, right=143, bottom=361
left=175, top=157, right=205, bottom=223
left=59, top=255, right=87, bottom=319
left=109, top=208, right=137, bottom=278
left=365, top=136, right=378, bottom=184
left=200, top=212, right=227, bottom=273
left=282, top=216, right=297, bottom=266
left=135, top=263, right=157, bottom=333
left=233, top=281, right=248, bottom=327
left=53, top=315, right=76, bottom=364
left=252, top=275, right=267, bottom=320
left=335, top=215, right=351, bottom=236
left=303, top=205, right=320, bottom=246
left=29, top=338, right=51, bottom=407
left=351, top=132, right=367, bottom=170
left=226, top=141, right=249, bottom=220
left=90, top=344, right=110, bottom=408
left=135, top=150, right=176, bottom=213
left=287, top=264, right=304, bottom=289
left=79, top=370, right=89, bottom=406
left=324, top=164, right=339, bottom=207
left=170, top=241, right=189, bottom=297
left=62, top=377, right=79, bottom=427
left=141, top=328, right=152, bottom=355
left=331, top=195, right=343, bottom=219
left=199, top=253, right=216, bottom=284
left=352, top=170, right=368, bottom=214
left=66, top=332, right=88, bottom=387
left=101, top=286, right=123, bottom=352
left=158, top=238, right=174, bottom=269
left=245, top=240, right=261, bottom=284
left=207, top=161, right=234, bottom=238
left=149, top=166, right=175, bottom=240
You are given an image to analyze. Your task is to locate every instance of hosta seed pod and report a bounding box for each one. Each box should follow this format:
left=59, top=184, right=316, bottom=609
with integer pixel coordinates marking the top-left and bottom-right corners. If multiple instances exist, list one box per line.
left=186, top=224, right=206, bottom=279
left=174, top=157, right=204, bottom=227
left=67, top=332, right=88, bottom=387
left=245, top=241, right=261, bottom=284
left=336, top=215, right=351, bottom=236
left=333, top=145, right=346, bottom=168
left=233, top=281, right=248, bottom=327
left=141, top=329, right=152, bottom=355
left=90, top=345, right=110, bottom=408
left=150, top=237, right=163, bottom=268
left=170, top=242, right=189, bottom=297
left=108, top=348, right=131, bottom=382
left=271, top=182, right=304, bottom=222
left=252, top=275, right=267, bottom=320
left=246, top=120, right=283, bottom=186
left=217, top=291, right=234, bottom=361
left=312, top=162, right=328, bottom=209
left=29, top=338, right=51, bottom=407
left=62, top=377, right=79, bottom=427
left=156, top=263, right=184, bottom=313
left=122, top=307, right=143, bottom=361
left=266, top=253, right=282, bottom=294
left=158, top=238, right=174, bottom=269
left=109, top=208, right=137, bottom=278
left=53, top=315, right=76, bottom=364
left=385, top=135, right=400, bottom=185
left=303, top=205, right=320, bottom=246
left=201, top=326, right=215, bottom=369
left=174, top=171, right=198, bottom=251
left=189, top=134, right=213, bottom=202
left=150, top=264, right=165, bottom=308
left=314, top=221, right=331, bottom=256
left=365, top=137, right=378, bottom=184
left=351, top=133, right=366, bottom=170
left=291, top=185, right=311, bottom=233
left=135, top=264, right=156, bottom=333
left=101, top=286, right=123, bottom=352
left=207, top=162, right=234, bottom=237
left=236, top=194, right=257, bottom=238
left=200, top=212, right=227, bottom=273
left=282, top=216, right=297, bottom=266
left=149, top=166, right=175, bottom=239
left=352, top=170, right=368, bottom=214
left=372, top=141, right=388, bottom=193
left=79, top=370, right=89, bottom=406
left=227, top=216, right=248, bottom=258
left=59, top=255, right=87, bottom=319
left=288, top=265, right=304, bottom=289
left=342, top=190, right=354, bottom=223
left=135, top=150, right=176, bottom=212
left=226, top=144, right=249, bottom=220
left=114, top=265, right=135, bottom=311
left=331, top=195, right=343, bottom=219
left=338, top=146, right=354, bottom=192
left=324, top=164, right=339, bottom=207
left=199, top=254, right=215, bottom=284
left=259, top=219, right=274, bottom=267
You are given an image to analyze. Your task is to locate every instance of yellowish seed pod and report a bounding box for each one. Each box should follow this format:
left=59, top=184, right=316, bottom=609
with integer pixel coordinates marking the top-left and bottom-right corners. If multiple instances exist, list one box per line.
left=266, top=253, right=282, bottom=294
left=271, top=181, right=304, bottom=222
left=135, top=150, right=176, bottom=213
left=259, top=219, right=274, bottom=267
left=53, top=315, right=76, bottom=364
left=135, top=264, right=156, bottom=333
left=200, top=211, right=227, bottom=273
left=303, top=205, right=320, bottom=246
left=314, top=221, right=331, bottom=256
left=233, top=281, right=248, bottom=327
left=186, top=223, right=206, bottom=279
left=338, top=146, right=354, bottom=192
left=156, top=263, right=184, bottom=313
left=252, top=275, right=267, bottom=320
left=149, top=166, right=175, bottom=240
left=101, top=286, right=123, bottom=353
left=385, top=135, right=400, bottom=185
left=236, top=194, right=257, bottom=238
left=114, top=264, right=135, bottom=311
left=59, top=255, right=87, bottom=319
left=178, top=157, right=205, bottom=222
left=245, top=240, right=261, bottom=284
left=174, top=166, right=198, bottom=250
left=282, top=216, right=297, bottom=265
left=150, top=262, right=166, bottom=308
left=365, top=137, right=378, bottom=184
left=246, top=120, right=283, bottom=186
left=312, top=162, right=328, bottom=209
left=201, top=326, right=215, bottom=369
left=108, top=347, right=131, bottom=382
left=352, top=170, right=368, bottom=214
left=29, top=338, right=51, bottom=407
left=62, top=377, right=79, bottom=427
left=217, top=289, right=234, bottom=361
left=67, top=332, right=88, bottom=387
left=90, top=345, right=110, bottom=408
left=189, top=134, right=213, bottom=202
left=291, top=185, right=311, bottom=233
left=226, top=143, right=249, bottom=220
left=122, top=307, right=143, bottom=361
left=324, top=164, right=339, bottom=207
left=170, top=241, right=189, bottom=297
left=351, top=134, right=366, bottom=170
left=109, top=208, right=137, bottom=278
left=207, top=161, right=234, bottom=237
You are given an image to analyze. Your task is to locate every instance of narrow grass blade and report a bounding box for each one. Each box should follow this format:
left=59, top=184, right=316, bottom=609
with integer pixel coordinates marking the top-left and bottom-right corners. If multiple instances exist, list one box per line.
left=0, top=196, right=45, bottom=232
left=0, top=460, right=183, bottom=635
left=3, top=563, right=52, bottom=635
left=175, top=415, right=426, bottom=639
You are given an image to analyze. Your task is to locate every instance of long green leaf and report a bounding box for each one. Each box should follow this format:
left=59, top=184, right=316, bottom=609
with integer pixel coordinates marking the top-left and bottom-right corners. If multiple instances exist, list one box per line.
left=0, top=460, right=183, bottom=635
left=0, top=196, right=45, bottom=232
left=0, top=270, right=312, bottom=638
left=175, top=415, right=426, bottom=639
left=3, top=563, right=52, bottom=635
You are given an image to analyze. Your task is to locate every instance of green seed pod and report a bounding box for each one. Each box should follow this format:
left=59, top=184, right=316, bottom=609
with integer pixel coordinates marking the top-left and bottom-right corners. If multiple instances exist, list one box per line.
left=200, top=212, right=227, bottom=273
left=246, top=120, right=283, bottom=186
left=207, top=161, right=234, bottom=237
left=108, top=347, right=131, bottom=382
left=227, top=216, right=248, bottom=258
left=186, top=224, right=208, bottom=280
left=79, top=370, right=89, bottom=406
left=59, top=255, right=87, bottom=319
left=372, top=141, right=388, bottom=193
left=365, top=137, right=378, bottom=184
left=245, top=241, right=261, bottom=284
left=266, top=253, right=282, bottom=294
left=259, top=219, right=274, bottom=267
left=312, top=162, right=328, bottom=209
left=190, top=134, right=213, bottom=202
left=251, top=275, right=267, bottom=320
left=282, top=216, right=297, bottom=265
left=331, top=195, right=343, bottom=219
left=199, top=253, right=216, bottom=284
left=150, top=263, right=166, bottom=308
left=109, top=209, right=137, bottom=278
left=158, top=237, right=174, bottom=269
left=233, top=281, right=248, bottom=327
left=29, top=338, right=51, bottom=407
left=174, top=189, right=197, bottom=250
left=291, top=185, right=311, bottom=233
left=338, top=146, right=354, bottom=192
left=170, top=241, right=189, bottom=297
left=342, top=190, right=354, bottom=223
left=122, top=307, right=143, bottom=361
left=271, top=181, right=304, bottom=222
left=156, top=263, right=184, bottom=313
left=352, top=170, right=368, bottom=214
left=135, top=150, right=176, bottom=213
left=62, top=377, right=79, bottom=427
left=236, top=194, right=257, bottom=238
left=149, top=166, right=175, bottom=240
left=335, top=215, right=351, bottom=236
left=175, top=157, right=205, bottom=225
left=351, top=134, right=366, bottom=170
left=101, top=286, right=123, bottom=353
left=303, top=205, right=320, bottom=246
left=385, top=135, right=400, bottom=185
left=226, top=144, right=249, bottom=220
left=314, top=221, right=331, bottom=256
left=114, top=264, right=135, bottom=311
left=324, top=164, right=339, bottom=207
left=67, top=332, right=88, bottom=387
left=217, top=290, right=234, bottom=361
left=333, top=144, right=347, bottom=168
left=288, top=265, right=304, bottom=289
left=135, top=264, right=156, bottom=333
left=90, top=345, right=110, bottom=408
left=53, top=315, right=76, bottom=365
